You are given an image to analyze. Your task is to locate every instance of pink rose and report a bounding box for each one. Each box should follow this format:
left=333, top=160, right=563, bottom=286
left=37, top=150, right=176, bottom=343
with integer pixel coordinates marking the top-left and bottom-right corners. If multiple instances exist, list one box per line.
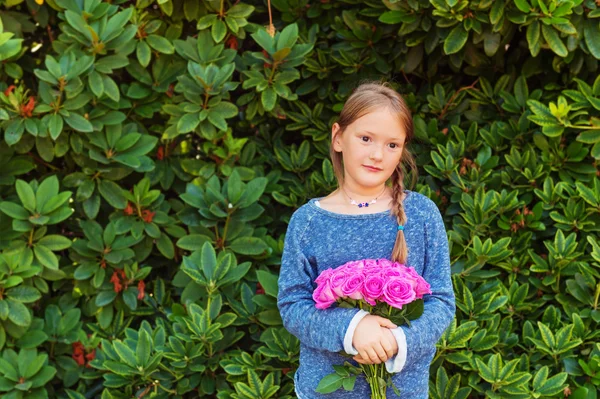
left=382, top=277, right=416, bottom=309
left=402, top=267, right=431, bottom=298
left=340, top=273, right=365, bottom=300
left=313, top=279, right=337, bottom=309
left=363, top=259, right=380, bottom=272
left=414, top=277, right=431, bottom=299
left=378, top=259, right=394, bottom=269
left=362, top=274, right=385, bottom=306
left=315, top=268, right=334, bottom=284
left=344, top=260, right=365, bottom=272
left=380, top=267, right=402, bottom=279
left=329, top=267, right=351, bottom=297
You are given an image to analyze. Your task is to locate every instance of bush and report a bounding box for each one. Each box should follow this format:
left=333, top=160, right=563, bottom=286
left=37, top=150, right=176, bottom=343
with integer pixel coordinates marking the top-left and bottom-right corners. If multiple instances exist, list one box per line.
left=0, top=0, right=599, bottom=398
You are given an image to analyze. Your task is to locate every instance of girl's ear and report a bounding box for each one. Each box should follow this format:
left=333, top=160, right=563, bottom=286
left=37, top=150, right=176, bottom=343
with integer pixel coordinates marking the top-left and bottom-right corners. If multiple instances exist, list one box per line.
left=331, top=123, right=343, bottom=152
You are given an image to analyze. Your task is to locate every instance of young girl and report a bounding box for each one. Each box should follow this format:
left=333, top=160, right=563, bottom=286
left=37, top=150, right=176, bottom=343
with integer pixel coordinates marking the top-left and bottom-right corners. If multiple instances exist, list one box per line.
left=276, top=82, right=456, bottom=398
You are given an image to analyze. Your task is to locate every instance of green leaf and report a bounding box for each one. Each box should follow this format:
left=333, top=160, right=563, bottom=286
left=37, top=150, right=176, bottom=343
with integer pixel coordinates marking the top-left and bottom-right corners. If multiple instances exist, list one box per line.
left=229, top=237, right=268, bottom=255
left=136, top=329, right=151, bottom=367
left=6, top=286, right=41, bottom=303
left=95, top=291, right=117, bottom=307
left=146, top=35, right=174, bottom=54
left=211, top=20, right=227, bottom=43
left=261, top=88, right=277, bottom=111
left=0, top=202, right=30, bottom=220
left=64, top=10, right=92, bottom=42
left=526, top=20, right=541, bottom=56
left=63, top=113, right=93, bottom=133
left=256, top=270, right=278, bottom=297
left=34, top=245, right=59, bottom=269
left=36, top=175, right=59, bottom=212
left=136, top=41, right=151, bottom=67
left=514, top=0, right=531, bottom=13
left=541, top=25, right=567, bottom=57
left=177, top=113, right=200, bottom=133
left=98, top=180, right=127, bottom=209
left=276, top=23, right=298, bottom=51
left=37, top=235, right=72, bottom=250
left=16, top=180, right=36, bottom=213
left=584, top=20, right=600, bottom=59
left=7, top=299, right=31, bottom=327
left=113, top=340, right=137, bottom=368
left=538, top=322, right=556, bottom=348
left=315, top=374, right=344, bottom=394
left=444, top=25, right=468, bottom=55
left=47, top=114, right=64, bottom=140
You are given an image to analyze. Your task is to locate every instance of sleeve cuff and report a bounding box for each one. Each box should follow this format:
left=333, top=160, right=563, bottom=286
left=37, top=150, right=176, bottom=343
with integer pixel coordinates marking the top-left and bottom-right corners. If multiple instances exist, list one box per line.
left=343, top=309, right=370, bottom=355
left=385, top=327, right=407, bottom=373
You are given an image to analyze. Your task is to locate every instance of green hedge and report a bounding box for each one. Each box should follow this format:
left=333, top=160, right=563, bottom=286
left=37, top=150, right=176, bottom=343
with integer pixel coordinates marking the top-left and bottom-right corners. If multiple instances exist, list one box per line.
left=0, top=0, right=599, bottom=397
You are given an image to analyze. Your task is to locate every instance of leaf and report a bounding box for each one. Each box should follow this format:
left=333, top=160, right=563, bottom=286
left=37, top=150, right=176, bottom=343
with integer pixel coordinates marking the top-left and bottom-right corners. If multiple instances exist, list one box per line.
left=177, top=113, right=200, bottom=133
left=6, top=286, right=41, bottom=303
left=526, top=20, right=541, bottom=57
left=113, top=340, right=137, bottom=368
left=37, top=235, right=72, bottom=250
left=444, top=25, right=468, bottom=55
left=514, top=0, right=531, bottom=13
left=256, top=270, right=278, bottom=297
left=229, top=237, right=268, bottom=255
left=315, top=373, right=344, bottom=394
left=98, top=180, right=127, bottom=209
left=36, top=175, right=59, bottom=212
left=541, top=25, right=567, bottom=57
left=63, top=113, right=93, bottom=133
left=584, top=20, right=600, bottom=59
left=276, top=23, right=298, bottom=51
left=136, top=329, right=151, bottom=367
left=261, top=87, right=277, bottom=111
left=34, top=245, right=59, bottom=269
left=136, top=41, right=151, bottom=67
left=146, top=35, right=174, bottom=54
left=211, top=20, right=227, bottom=43
left=0, top=202, right=30, bottom=219
left=7, top=299, right=31, bottom=327
left=16, top=180, right=36, bottom=212
left=48, top=114, right=64, bottom=140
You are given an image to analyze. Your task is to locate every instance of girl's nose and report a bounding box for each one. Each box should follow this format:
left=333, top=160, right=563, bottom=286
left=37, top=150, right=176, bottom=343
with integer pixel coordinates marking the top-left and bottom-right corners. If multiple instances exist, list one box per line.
left=370, top=149, right=383, bottom=161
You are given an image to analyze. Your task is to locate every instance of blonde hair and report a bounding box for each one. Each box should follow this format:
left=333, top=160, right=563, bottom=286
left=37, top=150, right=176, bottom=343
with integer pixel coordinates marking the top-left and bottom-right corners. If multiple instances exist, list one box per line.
left=330, top=81, right=418, bottom=264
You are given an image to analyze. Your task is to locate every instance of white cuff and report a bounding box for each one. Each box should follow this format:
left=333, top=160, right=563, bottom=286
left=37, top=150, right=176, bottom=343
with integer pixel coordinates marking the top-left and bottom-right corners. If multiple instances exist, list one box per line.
left=343, top=309, right=370, bottom=355
left=385, top=327, right=407, bottom=373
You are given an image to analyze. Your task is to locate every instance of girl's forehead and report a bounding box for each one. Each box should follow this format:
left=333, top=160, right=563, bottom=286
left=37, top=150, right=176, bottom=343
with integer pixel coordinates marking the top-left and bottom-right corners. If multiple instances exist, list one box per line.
left=350, top=110, right=406, bottom=140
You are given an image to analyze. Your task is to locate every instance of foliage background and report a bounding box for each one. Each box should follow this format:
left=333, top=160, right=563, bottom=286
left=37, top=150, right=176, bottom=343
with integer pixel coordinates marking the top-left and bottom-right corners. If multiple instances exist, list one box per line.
left=0, top=0, right=599, bottom=398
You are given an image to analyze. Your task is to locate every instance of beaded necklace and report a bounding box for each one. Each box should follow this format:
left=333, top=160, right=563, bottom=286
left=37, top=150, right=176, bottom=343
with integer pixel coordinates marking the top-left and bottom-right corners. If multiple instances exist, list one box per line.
left=341, top=185, right=387, bottom=208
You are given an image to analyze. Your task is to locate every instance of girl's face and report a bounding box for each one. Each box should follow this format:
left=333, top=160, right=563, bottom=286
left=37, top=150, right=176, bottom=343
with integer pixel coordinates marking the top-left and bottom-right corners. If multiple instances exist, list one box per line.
left=332, top=107, right=406, bottom=192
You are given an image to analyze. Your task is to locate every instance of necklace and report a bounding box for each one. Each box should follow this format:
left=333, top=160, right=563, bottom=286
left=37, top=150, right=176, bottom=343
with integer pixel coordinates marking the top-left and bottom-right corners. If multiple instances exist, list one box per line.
left=341, top=185, right=388, bottom=208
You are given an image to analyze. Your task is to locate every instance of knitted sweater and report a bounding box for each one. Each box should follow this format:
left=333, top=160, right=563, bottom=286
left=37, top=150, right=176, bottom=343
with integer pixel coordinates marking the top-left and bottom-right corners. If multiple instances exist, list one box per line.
left=276, top=190, right=456, bottom=398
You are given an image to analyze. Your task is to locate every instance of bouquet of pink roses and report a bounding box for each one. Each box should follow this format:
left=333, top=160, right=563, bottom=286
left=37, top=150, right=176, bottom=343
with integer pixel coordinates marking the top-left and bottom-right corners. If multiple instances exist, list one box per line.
left=313, top=258, right=431, bottom=399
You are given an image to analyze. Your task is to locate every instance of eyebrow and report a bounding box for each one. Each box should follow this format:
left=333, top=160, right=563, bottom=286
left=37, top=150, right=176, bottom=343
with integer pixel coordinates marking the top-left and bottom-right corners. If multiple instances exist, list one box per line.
left=362, top=130, right=404, bottom=142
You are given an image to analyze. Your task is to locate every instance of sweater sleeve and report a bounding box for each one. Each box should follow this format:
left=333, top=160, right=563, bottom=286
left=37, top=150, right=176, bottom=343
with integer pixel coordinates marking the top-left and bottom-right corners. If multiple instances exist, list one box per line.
left=399, top=200, right=456, bottom=367
left=277, top=210, right=362, bottom=353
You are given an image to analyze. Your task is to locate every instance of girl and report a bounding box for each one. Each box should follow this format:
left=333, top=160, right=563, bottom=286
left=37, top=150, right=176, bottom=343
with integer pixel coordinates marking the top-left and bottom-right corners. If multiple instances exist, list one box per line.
left=277, top=81, right=456, bottom=398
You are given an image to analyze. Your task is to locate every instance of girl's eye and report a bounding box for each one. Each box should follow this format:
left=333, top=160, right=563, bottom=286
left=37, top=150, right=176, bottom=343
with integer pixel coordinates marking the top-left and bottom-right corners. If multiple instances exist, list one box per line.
left=389, top=143, right=398, bottom=149
left=361, top=136, right=370, bottom=142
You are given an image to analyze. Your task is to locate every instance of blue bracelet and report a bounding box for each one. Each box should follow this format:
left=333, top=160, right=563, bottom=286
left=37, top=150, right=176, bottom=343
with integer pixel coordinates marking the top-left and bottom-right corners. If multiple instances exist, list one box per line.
left=397, top=225, right=404, bottom=231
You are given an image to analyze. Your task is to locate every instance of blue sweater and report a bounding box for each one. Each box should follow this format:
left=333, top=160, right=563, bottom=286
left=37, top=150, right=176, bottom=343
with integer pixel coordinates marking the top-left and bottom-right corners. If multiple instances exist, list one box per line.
left=277, top=190, right=456, bottom=398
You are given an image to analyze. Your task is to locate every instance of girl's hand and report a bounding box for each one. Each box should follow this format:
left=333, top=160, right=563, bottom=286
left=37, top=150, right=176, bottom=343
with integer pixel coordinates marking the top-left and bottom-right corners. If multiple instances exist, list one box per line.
left=353, top=328, right=399, bottom=365
left=352, top=315, right=398, bottom=364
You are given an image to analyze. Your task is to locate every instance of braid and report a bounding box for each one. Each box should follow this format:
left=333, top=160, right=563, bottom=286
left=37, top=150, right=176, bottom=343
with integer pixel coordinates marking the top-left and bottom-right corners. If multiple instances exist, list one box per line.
left=390, top=162, right=409, bottom=263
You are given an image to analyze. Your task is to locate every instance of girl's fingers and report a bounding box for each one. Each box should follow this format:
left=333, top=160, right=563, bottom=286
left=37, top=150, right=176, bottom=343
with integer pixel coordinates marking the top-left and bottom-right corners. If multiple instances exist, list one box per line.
left=359, top=349, right=371, bottom=364
left=372, top=343, right=388, bottom=363
left=380, top=335, right=395, bottom=359
left=366, top=347, right=380, bottom=364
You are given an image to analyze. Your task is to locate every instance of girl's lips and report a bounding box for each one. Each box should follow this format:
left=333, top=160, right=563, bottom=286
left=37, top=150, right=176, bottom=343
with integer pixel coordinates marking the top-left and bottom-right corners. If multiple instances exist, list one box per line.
left=363, top=165, right=382, bottom=172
